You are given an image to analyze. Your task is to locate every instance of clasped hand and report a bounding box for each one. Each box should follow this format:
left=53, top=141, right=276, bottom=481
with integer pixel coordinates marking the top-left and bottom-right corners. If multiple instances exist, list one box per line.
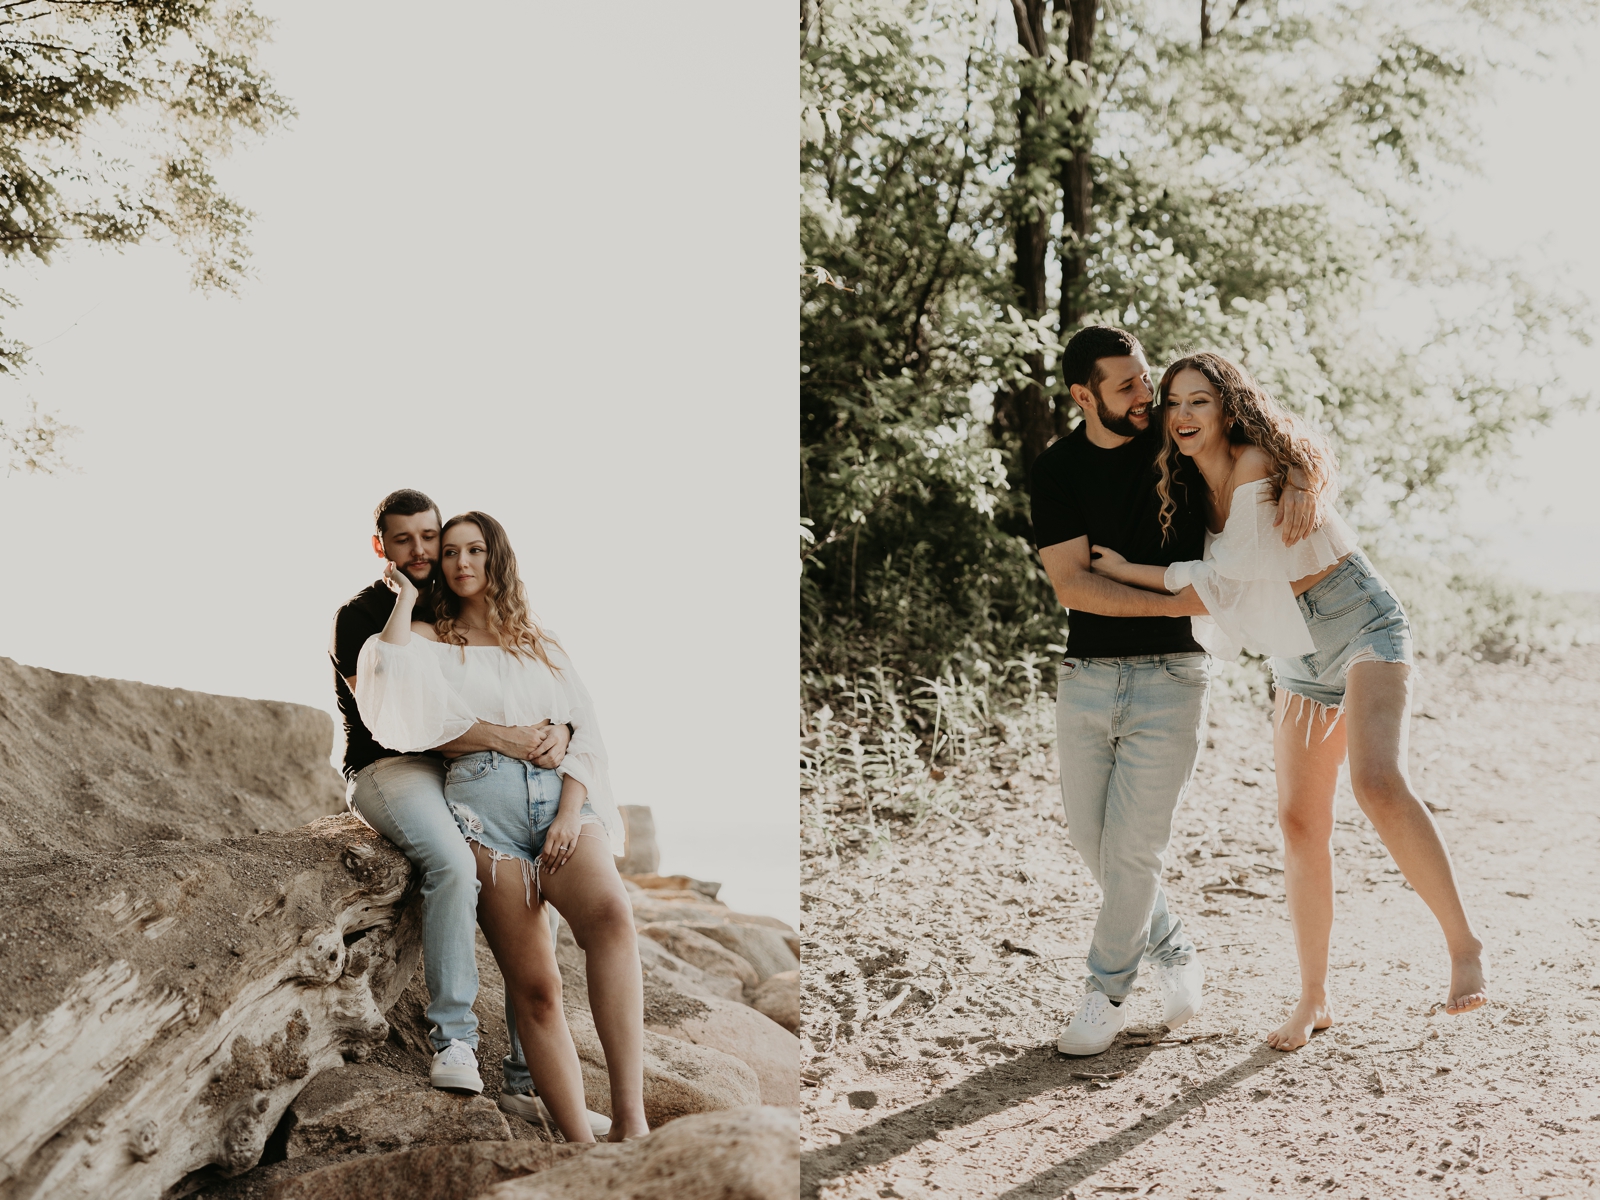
left=507, top=720, right=569, bottom=769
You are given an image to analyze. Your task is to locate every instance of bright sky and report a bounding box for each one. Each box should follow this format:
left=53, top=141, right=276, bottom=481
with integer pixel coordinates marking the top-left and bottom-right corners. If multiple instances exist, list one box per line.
left=1440, top=24, right=1600, bottom=593
left=0, top=2, right=797, bottom=925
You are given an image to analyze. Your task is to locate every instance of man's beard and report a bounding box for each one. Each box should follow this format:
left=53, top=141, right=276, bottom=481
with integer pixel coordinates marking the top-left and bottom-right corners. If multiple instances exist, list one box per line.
left=1093, top=389, right=1145, bottom=438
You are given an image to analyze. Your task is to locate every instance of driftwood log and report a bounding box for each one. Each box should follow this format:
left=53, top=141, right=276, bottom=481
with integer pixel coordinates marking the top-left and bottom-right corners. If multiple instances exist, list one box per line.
left=0, top=662, right=798, bottom=1199
left=0, top=816, right=419, bottom=1200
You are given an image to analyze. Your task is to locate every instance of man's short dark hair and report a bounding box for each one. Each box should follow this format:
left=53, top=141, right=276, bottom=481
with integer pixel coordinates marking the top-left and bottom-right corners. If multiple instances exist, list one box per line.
left=374, top=489, right=442, bottom=536
left=1060, top=326, right=1144, bottom=396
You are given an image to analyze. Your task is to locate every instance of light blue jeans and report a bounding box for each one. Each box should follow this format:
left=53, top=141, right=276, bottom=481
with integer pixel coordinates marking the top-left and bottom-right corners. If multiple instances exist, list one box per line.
left=348, top=755, right=540, bottom=1093
left=1055, top=653, right=1210, bottom=1000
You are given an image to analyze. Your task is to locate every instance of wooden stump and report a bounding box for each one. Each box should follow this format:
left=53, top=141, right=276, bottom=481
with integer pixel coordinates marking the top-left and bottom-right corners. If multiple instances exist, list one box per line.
left=0, top=815, right=421, bottom=1200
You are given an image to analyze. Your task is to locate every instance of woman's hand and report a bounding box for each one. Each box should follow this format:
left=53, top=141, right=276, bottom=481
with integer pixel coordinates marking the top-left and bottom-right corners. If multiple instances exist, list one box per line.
left=542, top=808, right=583, bottom=873
left=383, top=560, right=419, bottom=600
left=1089, top=545, right=1128, bottom=578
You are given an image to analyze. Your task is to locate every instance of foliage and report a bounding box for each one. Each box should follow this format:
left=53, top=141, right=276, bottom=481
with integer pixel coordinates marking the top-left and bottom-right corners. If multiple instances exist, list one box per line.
left=1, top=398, right=75, bottom=473
left=0, top=0, right=293, bottom=376
left=800, top=0, right=1593, bottom=688
left=1371, top=552, right=1600, bottom=661
left=799, top=655, right=1057, bottom=861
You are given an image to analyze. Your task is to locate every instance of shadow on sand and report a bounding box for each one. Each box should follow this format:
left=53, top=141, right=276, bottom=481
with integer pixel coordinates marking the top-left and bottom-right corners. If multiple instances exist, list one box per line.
left=803, top=1037, right=1279, bottom=1199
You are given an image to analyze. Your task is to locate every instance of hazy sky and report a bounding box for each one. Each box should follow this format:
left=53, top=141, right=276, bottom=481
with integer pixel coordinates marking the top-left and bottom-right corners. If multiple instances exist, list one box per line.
left=0, top=2, right=797, bottom=924
left=1437, top=23, right=1600, bottom=593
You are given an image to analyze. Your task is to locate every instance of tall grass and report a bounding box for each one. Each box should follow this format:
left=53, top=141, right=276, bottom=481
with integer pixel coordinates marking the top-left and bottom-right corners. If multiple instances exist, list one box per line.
left=800, top=554, right=1599, bottom=866
left=799, top=657, right=1055, bottom=862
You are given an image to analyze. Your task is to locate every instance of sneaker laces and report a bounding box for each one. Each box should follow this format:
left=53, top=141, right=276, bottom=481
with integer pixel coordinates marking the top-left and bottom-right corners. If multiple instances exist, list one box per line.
left=437, top=1038, right=476, bottom=1067
left=1077, top=991, right=1112, bottom=1024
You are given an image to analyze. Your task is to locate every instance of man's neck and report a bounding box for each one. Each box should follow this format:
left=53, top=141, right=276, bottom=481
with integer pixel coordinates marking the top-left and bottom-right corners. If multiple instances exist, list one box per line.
left=1080, top=411, right=1137, bottom=450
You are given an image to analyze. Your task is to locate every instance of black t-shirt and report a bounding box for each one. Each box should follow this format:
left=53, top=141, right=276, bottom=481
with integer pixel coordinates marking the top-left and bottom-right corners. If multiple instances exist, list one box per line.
left=330, top=582, right=435, bottom=780
left=1030, top=424, right=1208, bottom=658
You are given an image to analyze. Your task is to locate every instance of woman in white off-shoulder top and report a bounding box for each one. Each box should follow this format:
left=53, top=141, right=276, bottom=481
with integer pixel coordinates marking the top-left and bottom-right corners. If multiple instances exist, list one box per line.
left=1088, top=352, right=1487, bottom=1050
left=356, top=511, right=646, bottom=1142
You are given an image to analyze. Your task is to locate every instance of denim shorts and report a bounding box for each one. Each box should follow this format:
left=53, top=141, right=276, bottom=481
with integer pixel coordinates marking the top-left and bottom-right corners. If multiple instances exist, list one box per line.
left=443, top=751, right=603, bottom=902
left=1270, top=550, right=1413, bottom=710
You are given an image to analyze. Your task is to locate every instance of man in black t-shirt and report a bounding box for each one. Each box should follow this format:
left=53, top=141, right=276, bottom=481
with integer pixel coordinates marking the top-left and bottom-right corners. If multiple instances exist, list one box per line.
left=1029, top=327, right=1316, bottom=1058
left=332, top=489, right=608, bottom=1134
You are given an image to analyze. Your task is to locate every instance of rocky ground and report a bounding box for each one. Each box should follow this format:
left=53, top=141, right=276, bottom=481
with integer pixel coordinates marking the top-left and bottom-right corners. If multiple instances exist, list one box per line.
left=0, top=658, right=798, bottom=1200
left=801, top=648, right=1600, bottom=1199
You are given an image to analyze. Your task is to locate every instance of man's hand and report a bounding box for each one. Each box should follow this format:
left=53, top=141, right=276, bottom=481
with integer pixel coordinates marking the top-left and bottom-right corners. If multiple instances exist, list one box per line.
left=527, top=721, right=571, bottom=770
left=1274, top=472, right=1324, bottom=547
left=493, top=719, right=570, bottom=767
left=435, top=719, right=571, bottom=764
left=1040, top=538, right=1198, bottom=617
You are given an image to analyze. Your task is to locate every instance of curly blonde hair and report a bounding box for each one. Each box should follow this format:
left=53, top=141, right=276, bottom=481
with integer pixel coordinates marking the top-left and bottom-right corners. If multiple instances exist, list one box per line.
left=1155, top=352, right=1338, bottom=543
left=431, top=511, right=561, bottom=671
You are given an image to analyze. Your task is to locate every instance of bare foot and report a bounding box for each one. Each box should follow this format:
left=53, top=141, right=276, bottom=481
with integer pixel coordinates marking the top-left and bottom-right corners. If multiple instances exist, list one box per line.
left=1445, top=953, right=1488, bottom=1015
left=607, top=1124, right=650, bottom=1143
left=1265, top=996, right=1334, bottom=1051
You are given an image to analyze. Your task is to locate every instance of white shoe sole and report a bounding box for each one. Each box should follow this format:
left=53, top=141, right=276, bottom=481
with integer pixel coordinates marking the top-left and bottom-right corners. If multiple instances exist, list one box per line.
left=1056, top=1032, right=1117, bottom=1057
left=499, top=1091, right=613, bottom=1138
left=1163, top=998, right=1200, bottom=1030
left=430, top=1064, right=483, bottom=1094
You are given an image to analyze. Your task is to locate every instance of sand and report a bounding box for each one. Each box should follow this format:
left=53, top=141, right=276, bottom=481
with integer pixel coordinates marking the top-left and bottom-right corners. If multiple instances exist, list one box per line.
left=801, top=648, right=1600, bottom=1199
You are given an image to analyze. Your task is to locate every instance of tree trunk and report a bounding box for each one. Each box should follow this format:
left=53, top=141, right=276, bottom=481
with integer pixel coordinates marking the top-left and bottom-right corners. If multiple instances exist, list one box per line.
left=1007, top=0, right=1058, bottom=473
left=1057, top=0, right=1097, bottom=340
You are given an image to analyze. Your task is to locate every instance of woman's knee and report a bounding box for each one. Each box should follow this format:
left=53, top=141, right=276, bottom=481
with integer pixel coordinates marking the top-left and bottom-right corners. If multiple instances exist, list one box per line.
left=1278, top=804, right=1333, bottom=849
left=513, top=967, right=565, bottom=1024
left=568, top=890, right=635, bottom=950
left=1349, top=766, right=1413, bottom=814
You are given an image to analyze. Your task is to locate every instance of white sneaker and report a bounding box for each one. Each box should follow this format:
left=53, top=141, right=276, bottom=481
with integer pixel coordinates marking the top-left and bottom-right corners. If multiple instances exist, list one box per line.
left=499, top=1090, right=613, bottom=1138
left=430, top=1039, right=483, bottom=1093
left=1056, top=991, right=1128, bottom=1057
left=1155, top=957, right=1205, bottom=1030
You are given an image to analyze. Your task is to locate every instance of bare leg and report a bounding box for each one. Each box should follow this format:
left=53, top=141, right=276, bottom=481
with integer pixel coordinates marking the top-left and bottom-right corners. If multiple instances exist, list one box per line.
left=538, top=832, right=649, bottom=1140
left=1343, top=662, right=1487, bottom=1014
left=1266, top=691, right=1343, bottom=1051
left=471, top=845, right=595, bottom=1143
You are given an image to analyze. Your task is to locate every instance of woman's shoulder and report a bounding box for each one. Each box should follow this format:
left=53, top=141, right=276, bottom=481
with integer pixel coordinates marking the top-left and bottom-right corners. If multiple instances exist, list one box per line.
left=409, top=621, right=442, bottom=642
left=1230, top=444, right=1275, bottom=486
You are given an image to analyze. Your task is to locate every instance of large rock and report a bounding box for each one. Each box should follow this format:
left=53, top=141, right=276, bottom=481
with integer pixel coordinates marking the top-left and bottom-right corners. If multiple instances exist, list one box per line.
left=725, top=914, right=801, bottom=961
left=280, top=1063, right=509, bottom=1158
left=645, top=990, right=799, bottom=1107
left=551, top=929, right=763, bottom=1124
left=627, top=891, right=735, bottom=927
left=478, top=1106, right=800, bottom=1200
left=614, top=805, right=660, bottom=875
left=194, top=1140, right=589, bottom=1200
left=625, top=873, right=722, bottom=902
left=0, top=816, right=421, bottom=1200
left=374, top=929, right=762, bottom=1130
left=637, top=933, right=744, bottom=1004
left=0, top=657, right=343, bottom=855
left=638, top=924, right=759, bottom=995
left=567, top=994, right=763, bottom=1126
left=682, top=923, right=800, bottom=984
left=748, top=972, right=800, bottom=1035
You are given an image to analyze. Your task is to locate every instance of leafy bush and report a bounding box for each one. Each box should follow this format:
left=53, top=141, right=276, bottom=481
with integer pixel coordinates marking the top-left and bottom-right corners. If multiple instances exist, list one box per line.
left=800, top=0, right=1591, bottom=695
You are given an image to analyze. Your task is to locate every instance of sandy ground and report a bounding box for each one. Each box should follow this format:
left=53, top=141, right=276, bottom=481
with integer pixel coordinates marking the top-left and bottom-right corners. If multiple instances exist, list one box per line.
left=801, top=648, right=1600, bottom=1199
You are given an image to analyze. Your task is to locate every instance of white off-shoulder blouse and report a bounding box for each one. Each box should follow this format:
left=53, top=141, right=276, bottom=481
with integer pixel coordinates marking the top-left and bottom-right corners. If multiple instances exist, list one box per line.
left=353, top=632, right=622, bottom=846
left=1162, top=479, right=1358, bottom=661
